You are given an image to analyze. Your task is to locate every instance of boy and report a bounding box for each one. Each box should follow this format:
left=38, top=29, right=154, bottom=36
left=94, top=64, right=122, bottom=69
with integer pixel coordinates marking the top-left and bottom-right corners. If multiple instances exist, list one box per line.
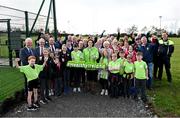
left=134, top=52, right=148, bottom=102
left=15, top=56, right=47, bottom=111
left=108, top=53, right=120, bottom=98
left=71, top=43, right=84, bottom=92
left=117, top=50, right=126, bottom=97
left=123, top=54, right=134, bottom=98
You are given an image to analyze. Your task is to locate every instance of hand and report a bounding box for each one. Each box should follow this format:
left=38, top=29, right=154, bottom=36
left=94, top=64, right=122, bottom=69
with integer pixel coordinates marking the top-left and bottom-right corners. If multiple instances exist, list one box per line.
left=146, top=76, right=149, bottom=80
left=15, top=58, right=20, bottom=62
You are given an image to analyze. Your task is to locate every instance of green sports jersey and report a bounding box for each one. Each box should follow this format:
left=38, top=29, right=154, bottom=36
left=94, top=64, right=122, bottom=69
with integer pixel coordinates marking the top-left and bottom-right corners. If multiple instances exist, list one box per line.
left=124, top=61, right=134, bottom=74
left=19, top=64, right=43, bottom=82
left=99, top=57, right=109, bottom=79
left=83, top=47, right=99, bottom=63
left=71, top=50, right=83, bottom=62
left=134, top=60, right=147, bottom=79
left=117, top=58, right=126, bottom=75
left=108, top=60, right=120, bottom=74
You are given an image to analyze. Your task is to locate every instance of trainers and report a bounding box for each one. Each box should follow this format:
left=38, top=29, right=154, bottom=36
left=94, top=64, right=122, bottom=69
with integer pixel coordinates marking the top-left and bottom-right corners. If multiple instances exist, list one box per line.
left=27, top=106, right=37, bottom=111
left=40, top=99, right=47, bottom=105
left=51, top=89, right=54, bottom=96
left=49, top=90, right=52, bottom=96
left=45, top=97, right=52, bottom=101
left=100, top=89, right=105, bottom=95
left=73, top=88, right=77, bottom=92
left=77, top=87, right=81, bottom=92
left=33, top=102, right=40, bottom=108
left=105, top=90, right=108, bottom=96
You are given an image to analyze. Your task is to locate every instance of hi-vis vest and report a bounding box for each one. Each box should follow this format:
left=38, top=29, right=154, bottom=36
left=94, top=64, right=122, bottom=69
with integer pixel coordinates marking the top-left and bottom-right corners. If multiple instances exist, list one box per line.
left=158, top=39, right=174, bottom=57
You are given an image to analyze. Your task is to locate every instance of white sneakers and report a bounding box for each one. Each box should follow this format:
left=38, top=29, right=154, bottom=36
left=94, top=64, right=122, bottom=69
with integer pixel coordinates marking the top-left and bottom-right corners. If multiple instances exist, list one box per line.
left=101, top=89, right=105, bottom=95
left=73, top=87, right=81, bottom=93
left=101, top=89, right=108, bottom=96
left=105, top=90, right=108, bottom=96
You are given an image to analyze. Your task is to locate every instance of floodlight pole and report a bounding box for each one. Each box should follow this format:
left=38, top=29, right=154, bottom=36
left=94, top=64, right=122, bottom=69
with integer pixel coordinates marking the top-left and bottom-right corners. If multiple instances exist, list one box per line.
left=52, top=0, right=58, bottom=41
left=45, top=0, right=53, bottom=33
left=25, top=11, right=29, bottom=37
left=29, top=0, right=45, bottom=36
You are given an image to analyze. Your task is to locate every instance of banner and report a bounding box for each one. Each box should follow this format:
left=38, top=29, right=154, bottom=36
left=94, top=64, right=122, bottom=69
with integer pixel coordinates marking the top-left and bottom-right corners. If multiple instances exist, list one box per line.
left=67, top=61, right=106, bottom=69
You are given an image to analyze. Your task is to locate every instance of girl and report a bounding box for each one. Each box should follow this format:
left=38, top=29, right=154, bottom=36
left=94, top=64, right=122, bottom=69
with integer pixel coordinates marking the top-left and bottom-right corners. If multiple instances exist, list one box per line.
left=99, top=49, right=109, bottom=95
left=59, top=44, right=71, bottom=94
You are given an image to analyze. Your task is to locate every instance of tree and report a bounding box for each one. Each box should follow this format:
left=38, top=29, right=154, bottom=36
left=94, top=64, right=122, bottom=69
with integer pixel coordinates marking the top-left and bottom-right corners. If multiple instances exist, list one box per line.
left=126, top=25, right=138, bottom=34
left=141, top=26, right=148, bottom=34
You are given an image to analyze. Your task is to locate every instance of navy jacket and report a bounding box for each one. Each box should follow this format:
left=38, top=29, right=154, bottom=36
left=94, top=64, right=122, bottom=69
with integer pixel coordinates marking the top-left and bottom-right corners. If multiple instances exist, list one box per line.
left=19, top=47, right=36, bottom=65
left=139, top=43, right=155, bottom=63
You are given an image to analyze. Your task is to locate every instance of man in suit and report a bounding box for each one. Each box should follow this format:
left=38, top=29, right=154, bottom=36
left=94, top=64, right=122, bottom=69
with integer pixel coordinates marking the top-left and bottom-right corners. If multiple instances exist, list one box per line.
left=19, top=38, right=35, bottom=95
left=35, top=38, right=46, bottom=58
left=48, top=37, right=56, bottom=53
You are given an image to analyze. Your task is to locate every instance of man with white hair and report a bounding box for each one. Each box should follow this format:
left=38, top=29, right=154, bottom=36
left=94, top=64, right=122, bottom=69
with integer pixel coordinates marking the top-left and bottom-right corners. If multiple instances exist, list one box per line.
left=35, top=38, right=46, bottom=60
left=19, top=37, right=36, bottom=96
left=139, top=36, right=155, bottom=90
left=20, top=38, right=35, bottom=65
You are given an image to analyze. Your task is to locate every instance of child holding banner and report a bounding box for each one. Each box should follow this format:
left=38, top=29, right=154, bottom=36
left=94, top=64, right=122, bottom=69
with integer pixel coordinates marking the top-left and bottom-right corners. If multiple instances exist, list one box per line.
left=71, top=43, right=84, bottom=92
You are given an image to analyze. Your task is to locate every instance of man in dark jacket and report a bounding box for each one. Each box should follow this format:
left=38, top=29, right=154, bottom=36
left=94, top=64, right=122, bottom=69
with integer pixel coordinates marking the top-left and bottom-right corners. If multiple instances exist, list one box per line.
left=158, top=32, right=174, bottom=83
left=139, top=36, right=155, bottom=89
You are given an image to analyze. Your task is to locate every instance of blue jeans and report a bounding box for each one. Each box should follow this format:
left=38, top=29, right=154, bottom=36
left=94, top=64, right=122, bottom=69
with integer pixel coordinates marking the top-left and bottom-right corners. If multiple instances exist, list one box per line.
left=147, top=62, right=154, bottom=88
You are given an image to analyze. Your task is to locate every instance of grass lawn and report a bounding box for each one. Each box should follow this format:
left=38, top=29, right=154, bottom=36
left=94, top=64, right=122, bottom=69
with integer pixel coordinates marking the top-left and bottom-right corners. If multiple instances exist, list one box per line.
left=0, top=66, right=24, bottom=102
left=147, top=38, right=180, bottom=117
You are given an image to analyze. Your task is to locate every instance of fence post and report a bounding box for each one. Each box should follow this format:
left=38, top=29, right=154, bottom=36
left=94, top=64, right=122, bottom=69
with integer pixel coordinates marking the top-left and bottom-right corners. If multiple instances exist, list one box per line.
left=7, top=19, right=13, bottom=67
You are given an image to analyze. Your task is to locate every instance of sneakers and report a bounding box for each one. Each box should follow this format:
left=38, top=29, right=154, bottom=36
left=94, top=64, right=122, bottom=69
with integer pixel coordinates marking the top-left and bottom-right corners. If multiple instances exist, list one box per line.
left=45, top=97, right=52, bottom=101
left=33, top=102, right=40, bottom=108
left=77, top=87, right=81, bottom=92
left=73, top=88, right=77, bottom=92
left=105, top=90, right=108, bottom=96
left=100, top=89, right=105, bottom=95
left=27, top=106, right=37, bottom=111
left=40, top=99, right=48, bottom=105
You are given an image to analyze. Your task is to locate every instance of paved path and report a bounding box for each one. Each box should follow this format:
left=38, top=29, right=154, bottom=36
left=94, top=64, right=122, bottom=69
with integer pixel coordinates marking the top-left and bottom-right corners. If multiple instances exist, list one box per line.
left=5, top=92, right=153, bottom=117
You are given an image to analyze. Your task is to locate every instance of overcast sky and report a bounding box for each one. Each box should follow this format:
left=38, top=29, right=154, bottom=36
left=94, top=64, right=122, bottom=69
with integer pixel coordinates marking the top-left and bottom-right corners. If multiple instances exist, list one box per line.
left=0, top=0, right=180, bottom=34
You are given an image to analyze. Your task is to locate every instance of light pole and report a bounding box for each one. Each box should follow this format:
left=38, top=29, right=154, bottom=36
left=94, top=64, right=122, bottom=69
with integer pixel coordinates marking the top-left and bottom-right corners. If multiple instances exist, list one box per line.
left=159, top=16, right=162, bottom=30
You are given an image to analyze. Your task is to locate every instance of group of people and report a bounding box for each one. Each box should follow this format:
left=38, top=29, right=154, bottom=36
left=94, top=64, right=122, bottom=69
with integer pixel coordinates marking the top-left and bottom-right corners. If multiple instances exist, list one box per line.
left=15, top=30, right=174, bottom=111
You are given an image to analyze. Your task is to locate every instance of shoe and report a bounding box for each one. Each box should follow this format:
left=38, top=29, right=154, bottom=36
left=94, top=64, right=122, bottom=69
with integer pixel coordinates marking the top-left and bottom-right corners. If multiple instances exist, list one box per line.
left=105, top=90, right=108, bottom=96
left=77, top=87, right=81, bottom=92
left=51, top=89, right=54, bottom=96
left=49, top=90, right=52, bottom=96
left=45, top=97, right=52, bottom=101
left=33, top=102, right=40, bottom=108
left=100, top=89, right=105, bottom=95
left=40, top=99, right=47, bottom=105
left=27, top=106, right=37, bottom=111
left=73, top=88, right=77, bottom=92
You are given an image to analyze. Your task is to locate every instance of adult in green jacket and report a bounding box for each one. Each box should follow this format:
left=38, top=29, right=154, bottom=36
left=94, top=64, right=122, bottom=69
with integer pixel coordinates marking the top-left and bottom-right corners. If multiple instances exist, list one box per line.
left=83, top=39, right=99, bottom=93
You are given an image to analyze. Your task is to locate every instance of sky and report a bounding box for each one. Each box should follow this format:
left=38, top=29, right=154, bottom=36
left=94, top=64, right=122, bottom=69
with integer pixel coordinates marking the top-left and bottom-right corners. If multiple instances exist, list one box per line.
left=0, top=0, right=180, bottom=34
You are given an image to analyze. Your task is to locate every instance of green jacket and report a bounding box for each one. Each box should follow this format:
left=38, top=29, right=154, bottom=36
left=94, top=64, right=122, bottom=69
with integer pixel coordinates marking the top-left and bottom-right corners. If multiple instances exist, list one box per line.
left=71, top=50, right=84, bottom=62
left=83, top=47, right=99, bottom=63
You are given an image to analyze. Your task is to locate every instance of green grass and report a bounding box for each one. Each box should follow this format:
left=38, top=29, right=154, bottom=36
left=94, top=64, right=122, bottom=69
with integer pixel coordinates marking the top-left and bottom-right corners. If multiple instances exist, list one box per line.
left=0, top=67, right=24, bottom=102
left=147, top=38, right=180, bottom=117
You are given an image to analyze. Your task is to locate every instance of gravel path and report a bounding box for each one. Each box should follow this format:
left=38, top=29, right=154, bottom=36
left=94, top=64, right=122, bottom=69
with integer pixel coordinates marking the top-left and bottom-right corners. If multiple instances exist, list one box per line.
left=5, top=92, right=153, bottom=117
